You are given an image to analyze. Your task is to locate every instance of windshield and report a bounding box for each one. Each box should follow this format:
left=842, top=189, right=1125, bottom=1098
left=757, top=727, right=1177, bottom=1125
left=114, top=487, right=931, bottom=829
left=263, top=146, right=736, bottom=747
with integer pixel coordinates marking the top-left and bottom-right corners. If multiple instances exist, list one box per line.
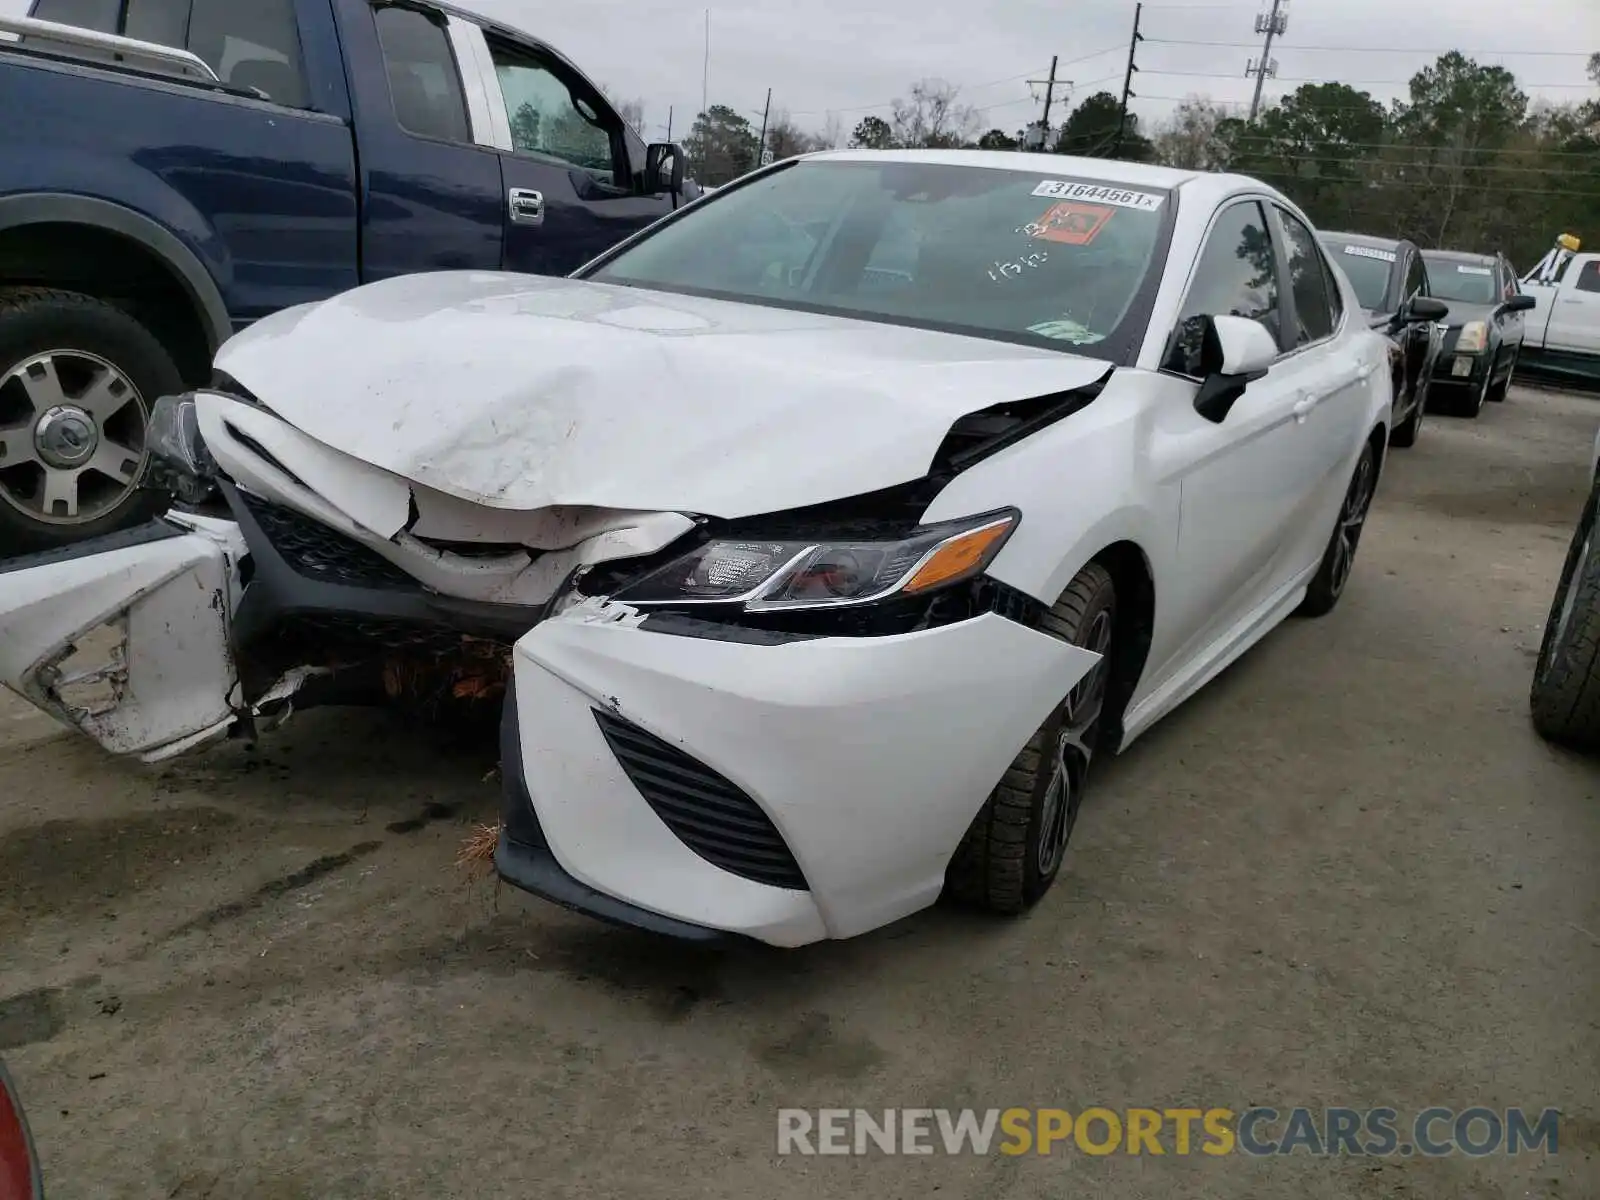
left=586, top=160, right=1172, bottom=359
left=1321, top=239, right=1394, bottom=311
left=1423, top=257, right=1498, bottom=305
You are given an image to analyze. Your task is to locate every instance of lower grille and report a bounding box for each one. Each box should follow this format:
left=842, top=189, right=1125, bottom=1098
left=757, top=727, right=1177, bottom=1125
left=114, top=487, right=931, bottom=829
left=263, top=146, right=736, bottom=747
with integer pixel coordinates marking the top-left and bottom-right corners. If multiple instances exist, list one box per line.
left=593, top=709, right=807, bottom=891
left=240, top=493, right=415, bottom=590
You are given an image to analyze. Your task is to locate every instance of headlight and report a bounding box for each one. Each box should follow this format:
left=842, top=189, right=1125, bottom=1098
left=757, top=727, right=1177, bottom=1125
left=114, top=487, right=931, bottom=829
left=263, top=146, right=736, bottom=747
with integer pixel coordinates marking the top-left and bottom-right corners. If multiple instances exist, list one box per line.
left=145, top=393, right=219, bottom=503
left=1455, top=321, right=1488, bottom=353
left=613, top=511, right=1019, bottom=611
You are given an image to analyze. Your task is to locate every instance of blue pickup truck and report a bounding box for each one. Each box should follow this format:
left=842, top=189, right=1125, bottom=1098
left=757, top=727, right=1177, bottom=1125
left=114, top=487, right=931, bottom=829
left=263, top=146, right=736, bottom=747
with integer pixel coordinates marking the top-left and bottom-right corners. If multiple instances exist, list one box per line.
left=0, top=0, right=690, bottom=552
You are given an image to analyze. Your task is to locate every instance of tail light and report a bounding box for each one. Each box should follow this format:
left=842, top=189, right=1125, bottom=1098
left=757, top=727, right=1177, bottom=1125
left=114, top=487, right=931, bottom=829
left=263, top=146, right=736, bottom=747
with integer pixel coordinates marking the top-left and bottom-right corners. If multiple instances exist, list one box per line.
left=0, top=1061, right=42, bottom=1200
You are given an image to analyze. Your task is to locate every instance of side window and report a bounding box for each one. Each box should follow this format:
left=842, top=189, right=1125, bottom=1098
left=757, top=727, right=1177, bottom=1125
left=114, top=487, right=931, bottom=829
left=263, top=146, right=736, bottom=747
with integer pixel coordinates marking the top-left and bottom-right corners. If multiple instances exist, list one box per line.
left=1165, top=200, right=1282, bottom=374
left=27, top=0, right=119, bottom=30
left=113, top=0, right=309, bottom=107
left=487, top=39, right=621, bottom=183
left=1277, top=210, right=1338, bottom=344
left=373, top=5, right=472, bottom=144
left=1577, top=261, right=1600, bottom=295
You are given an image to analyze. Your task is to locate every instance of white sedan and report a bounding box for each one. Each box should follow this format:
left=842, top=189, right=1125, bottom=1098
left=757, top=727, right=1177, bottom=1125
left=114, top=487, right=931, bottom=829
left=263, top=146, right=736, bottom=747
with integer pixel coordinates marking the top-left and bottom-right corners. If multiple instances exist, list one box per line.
left=0, top=150, right=1426, bottom=946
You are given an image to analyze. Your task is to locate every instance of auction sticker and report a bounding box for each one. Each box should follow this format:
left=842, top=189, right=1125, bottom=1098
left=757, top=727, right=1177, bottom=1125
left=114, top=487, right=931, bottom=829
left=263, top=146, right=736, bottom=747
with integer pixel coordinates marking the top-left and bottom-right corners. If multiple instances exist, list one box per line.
left=1457, top=265, right=1492, bottom=275
left=1032, top=180, right=1164, bottom=210
left=1343, top=244, right=1397, bottom=263
left=1032, top=202, right=1115, bottom=245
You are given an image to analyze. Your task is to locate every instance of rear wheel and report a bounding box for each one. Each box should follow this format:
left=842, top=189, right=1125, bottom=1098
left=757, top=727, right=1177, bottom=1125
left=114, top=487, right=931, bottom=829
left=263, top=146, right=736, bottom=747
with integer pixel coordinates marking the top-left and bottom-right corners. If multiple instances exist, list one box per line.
left=946, top=562, right=1116, bottom=913
left=1297, top=441, right=1377, bottom=618
left=1530, top=478, right=1600, bottom=749
left=0, top=288, right=177, bottom=557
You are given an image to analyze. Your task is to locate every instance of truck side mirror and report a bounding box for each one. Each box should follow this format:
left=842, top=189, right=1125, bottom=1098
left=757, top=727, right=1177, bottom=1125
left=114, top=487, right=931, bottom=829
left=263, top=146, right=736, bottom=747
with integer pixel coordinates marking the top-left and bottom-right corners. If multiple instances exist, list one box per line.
left=645, top=143, right=685, bottom=198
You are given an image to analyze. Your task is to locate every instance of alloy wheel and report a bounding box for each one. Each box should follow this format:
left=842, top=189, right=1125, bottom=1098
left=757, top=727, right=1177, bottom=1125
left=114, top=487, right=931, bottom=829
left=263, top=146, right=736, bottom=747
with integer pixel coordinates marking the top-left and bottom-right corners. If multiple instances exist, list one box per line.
left=1036, top=607, right=1113, bottom=877
left=0, top=349, right=149, bottom=525
left=1329, top=452, right=1375, bottom=598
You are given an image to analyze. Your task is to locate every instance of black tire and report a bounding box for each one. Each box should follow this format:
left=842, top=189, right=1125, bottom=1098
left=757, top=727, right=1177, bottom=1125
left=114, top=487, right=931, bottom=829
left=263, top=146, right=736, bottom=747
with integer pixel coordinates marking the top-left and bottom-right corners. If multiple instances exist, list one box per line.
left=1389, top=379, right=1423, bottom=449
left=1297, top=440, right=1377, bottom=619
left=1530, top=478, right=1600, bottom=749
left=1487, top=347, right=1516, bottom=403
left=0, top=287, right=178, bottom=558
left=946, top=562, right=1116, bottom=913
left=1461, top=369, right=1489, bottom=419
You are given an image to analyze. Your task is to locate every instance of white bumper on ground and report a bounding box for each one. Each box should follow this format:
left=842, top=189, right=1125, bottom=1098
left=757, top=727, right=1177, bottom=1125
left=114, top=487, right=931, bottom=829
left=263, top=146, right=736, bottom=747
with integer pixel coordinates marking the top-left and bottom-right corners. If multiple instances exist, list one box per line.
left=0, top=516, right=246, bottom=761
left=505, top=602, right=1100, bottom=946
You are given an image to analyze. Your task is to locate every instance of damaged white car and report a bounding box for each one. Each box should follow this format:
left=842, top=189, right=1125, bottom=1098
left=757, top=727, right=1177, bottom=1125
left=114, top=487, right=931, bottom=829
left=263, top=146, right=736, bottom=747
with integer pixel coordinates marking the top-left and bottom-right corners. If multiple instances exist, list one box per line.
left=0, top=151, right=1426, bottom=947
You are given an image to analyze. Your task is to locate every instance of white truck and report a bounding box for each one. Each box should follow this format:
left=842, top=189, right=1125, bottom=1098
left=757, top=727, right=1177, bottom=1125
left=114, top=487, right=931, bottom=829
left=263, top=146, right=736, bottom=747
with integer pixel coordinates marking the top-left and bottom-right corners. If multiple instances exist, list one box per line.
left=1520, top=235, right=1600, bottom=387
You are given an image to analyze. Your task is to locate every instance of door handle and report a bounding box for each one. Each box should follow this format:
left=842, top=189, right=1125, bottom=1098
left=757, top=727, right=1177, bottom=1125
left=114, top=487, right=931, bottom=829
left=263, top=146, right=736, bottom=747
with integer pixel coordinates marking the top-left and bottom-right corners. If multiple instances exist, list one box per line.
left=1355, top=363, right=1375, bottom=381
left=508, top=187, right=545, bottom=226
left=1292, top=393, right=1318, bottom=422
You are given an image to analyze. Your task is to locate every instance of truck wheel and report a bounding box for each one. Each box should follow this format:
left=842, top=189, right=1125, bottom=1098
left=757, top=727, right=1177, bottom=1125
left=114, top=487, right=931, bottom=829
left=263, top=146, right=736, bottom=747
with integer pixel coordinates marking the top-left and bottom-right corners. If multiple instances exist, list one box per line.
left=1531, top=477, right=1600, bottom=749
left=946, top=563, right=1116, bottom=913
left=0, top=288, right=178, bottom=556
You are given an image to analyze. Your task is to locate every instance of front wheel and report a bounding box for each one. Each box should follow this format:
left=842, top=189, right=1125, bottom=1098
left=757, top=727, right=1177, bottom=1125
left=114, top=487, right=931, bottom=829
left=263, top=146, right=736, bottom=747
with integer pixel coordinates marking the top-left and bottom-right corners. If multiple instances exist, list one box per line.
left=1297, top=441, right=1377, bottom=618
left=946, top=562, right=1116, bottom=913
left=1487, top=348, right=1517, bottom=403
left=1530, top=478, right=1600, bottom=749
left=0, top=288, right=178, bottom=557
left=1389, top=380, right=1423, bottom=449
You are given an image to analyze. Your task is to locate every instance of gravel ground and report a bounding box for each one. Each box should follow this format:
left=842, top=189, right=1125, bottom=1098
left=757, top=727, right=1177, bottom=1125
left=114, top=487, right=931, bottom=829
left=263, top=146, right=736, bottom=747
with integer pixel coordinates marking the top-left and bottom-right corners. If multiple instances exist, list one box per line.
left=1, top=384, right=1598, bottom=1199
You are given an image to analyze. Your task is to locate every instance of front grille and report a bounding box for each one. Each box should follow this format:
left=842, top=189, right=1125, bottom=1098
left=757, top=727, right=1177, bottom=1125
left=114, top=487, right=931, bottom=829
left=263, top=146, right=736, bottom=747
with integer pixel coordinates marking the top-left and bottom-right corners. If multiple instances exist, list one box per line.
left=593, top=709, right=807, bottom=891
left=240, top=493, right=415, bottom=590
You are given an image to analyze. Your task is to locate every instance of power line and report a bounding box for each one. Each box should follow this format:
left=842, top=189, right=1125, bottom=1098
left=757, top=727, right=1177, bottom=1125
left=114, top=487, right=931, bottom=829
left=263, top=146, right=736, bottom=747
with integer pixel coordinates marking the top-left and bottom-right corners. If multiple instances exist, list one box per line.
left=1145, top=68, right=1597, bottom=87
left=1144, top=37, right=1593, bottom=56
left=784, top=66, right=1048, bottom=117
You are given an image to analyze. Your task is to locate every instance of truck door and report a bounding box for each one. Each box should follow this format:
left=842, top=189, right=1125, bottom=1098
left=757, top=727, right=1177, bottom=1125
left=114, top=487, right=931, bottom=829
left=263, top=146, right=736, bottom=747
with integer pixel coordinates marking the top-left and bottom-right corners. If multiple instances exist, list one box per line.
left=345, top=1, right=503, bottom=280
left=1546, top=257, right=1600, bottom=355
left=472, top=30, right=676, bottom=276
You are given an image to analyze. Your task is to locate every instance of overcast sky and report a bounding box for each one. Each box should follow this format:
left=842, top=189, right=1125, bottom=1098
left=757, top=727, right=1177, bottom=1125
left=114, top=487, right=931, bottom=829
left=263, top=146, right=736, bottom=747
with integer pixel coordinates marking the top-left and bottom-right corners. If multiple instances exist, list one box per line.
left=465, top=0, right=1598, bottom=141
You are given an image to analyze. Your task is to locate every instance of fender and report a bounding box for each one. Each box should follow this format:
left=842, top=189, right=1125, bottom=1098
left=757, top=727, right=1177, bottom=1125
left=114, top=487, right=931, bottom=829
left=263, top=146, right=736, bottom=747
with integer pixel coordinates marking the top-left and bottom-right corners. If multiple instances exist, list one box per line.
left=0, top=192, right=233, bottom=352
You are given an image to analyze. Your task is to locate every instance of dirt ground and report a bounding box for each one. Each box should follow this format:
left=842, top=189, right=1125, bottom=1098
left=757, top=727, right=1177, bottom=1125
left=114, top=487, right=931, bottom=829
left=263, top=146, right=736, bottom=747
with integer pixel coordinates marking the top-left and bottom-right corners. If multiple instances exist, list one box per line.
left=2, top=384, right=1599, bottom=1200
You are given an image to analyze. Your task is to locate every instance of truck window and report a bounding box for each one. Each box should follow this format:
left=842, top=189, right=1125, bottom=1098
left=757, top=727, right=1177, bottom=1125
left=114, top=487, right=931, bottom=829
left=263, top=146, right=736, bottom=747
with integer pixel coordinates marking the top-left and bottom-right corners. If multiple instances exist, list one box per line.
left=96, top=0, right=310, bottom=107
left=374, top=5, right=471, bottom=144
left=487, top=39, right=620, bottom=184
left=1577, top=261, right=1600, bottom=295
left=27, top=0, right=118, bottom=31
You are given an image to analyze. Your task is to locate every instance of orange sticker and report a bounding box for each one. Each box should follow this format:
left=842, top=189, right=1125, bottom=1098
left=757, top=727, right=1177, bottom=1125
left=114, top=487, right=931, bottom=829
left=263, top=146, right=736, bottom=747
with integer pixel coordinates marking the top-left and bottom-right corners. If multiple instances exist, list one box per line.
left=1033, top=202, right=1114, bottom=245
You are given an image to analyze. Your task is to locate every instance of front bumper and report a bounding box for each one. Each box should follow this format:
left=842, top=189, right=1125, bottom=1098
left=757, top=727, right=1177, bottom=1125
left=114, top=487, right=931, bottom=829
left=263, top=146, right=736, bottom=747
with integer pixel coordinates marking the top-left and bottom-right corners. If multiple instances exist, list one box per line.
left=495, top=599, right=1099, bottom=946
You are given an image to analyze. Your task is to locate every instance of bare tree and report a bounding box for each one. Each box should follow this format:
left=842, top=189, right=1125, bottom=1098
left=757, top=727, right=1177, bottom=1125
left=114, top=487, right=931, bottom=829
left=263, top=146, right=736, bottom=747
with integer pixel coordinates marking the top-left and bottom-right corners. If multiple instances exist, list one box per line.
left=818, top=111, right=846, bottom=150
left=599, top=82, right=646, bottom=134
left=763, top=110, right=822, bottom=161
left=1589, top=51, right=1599, bottom=86
left=1149, top=97, right=1230, bottom=170
left=890, top=79, right=979, bottom=149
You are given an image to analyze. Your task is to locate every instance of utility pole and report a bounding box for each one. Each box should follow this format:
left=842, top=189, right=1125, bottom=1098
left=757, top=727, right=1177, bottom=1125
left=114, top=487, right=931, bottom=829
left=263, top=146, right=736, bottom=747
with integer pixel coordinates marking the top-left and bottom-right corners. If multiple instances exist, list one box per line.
left=1114, top=3, right=1143, bottom=157
left=756, top=87, right=773, bottom=166
left=1024, top=54, right=1059, bottom=149
left=701, top=9, right=709, bottom=118
left=1247, top=0, right=1287, bottom=122
left=665, top=105, right=673, bottom=142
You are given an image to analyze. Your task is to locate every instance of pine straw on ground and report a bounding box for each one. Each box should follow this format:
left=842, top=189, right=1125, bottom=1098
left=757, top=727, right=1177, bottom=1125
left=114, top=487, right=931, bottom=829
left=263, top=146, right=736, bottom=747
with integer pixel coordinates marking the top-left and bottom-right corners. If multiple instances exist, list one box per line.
left=456, top=821, right=503, bottom=874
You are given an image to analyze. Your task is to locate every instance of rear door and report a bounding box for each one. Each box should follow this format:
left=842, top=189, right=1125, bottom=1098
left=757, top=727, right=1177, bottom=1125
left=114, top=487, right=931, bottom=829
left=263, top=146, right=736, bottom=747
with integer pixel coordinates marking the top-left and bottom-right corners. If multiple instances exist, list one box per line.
left=343, top=0, right=503, bottom=280
left=1266, top=205, right=1371, bottom=581
left=1547, top=257, right=1600, bottom=354
left=472, top=29, right=676, bottom=275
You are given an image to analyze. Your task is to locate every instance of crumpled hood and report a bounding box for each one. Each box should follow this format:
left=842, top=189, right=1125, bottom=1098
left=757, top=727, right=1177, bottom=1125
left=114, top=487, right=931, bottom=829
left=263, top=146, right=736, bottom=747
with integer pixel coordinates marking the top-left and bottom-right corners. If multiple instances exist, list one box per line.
left=215, top=272, right=1112, bottom=518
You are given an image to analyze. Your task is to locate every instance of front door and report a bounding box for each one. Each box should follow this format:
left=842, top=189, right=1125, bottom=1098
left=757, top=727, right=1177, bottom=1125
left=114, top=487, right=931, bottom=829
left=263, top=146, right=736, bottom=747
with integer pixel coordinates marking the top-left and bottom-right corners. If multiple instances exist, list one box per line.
left=1547, top=257, right=1600, bottom=354
left=1143, top=199, right=1323, bottom=688
left=480, top=35, right=675, bottom=276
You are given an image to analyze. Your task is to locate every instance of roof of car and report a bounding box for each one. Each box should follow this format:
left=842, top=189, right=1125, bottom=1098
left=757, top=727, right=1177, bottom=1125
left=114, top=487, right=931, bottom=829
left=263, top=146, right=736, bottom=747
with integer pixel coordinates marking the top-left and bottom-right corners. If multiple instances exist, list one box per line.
left=1320, top=231, right=1409, bottom=252
left=1421, top=248, right=1499, bottom=265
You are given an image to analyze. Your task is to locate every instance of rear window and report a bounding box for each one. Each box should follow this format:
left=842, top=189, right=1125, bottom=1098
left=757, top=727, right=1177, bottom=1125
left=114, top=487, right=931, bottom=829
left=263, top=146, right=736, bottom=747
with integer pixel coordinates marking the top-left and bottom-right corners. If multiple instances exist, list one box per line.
left=586, top=160, right=1172, bottom=360
left=1321, top=239, right=1395, bottom=312
left=1423, top=256, right=1499, bottom=305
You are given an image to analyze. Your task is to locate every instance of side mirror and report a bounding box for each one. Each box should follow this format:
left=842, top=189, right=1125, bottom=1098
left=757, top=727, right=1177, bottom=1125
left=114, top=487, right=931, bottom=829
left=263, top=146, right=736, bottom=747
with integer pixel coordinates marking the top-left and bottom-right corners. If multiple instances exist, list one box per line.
left=1402, top=296, right=1449, bottom=324
left=1499, top=293, right=1537, bottom=314
left=645, top=142, right=685, bottom=197
left=1192, top=314, right=1277, bottom=424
